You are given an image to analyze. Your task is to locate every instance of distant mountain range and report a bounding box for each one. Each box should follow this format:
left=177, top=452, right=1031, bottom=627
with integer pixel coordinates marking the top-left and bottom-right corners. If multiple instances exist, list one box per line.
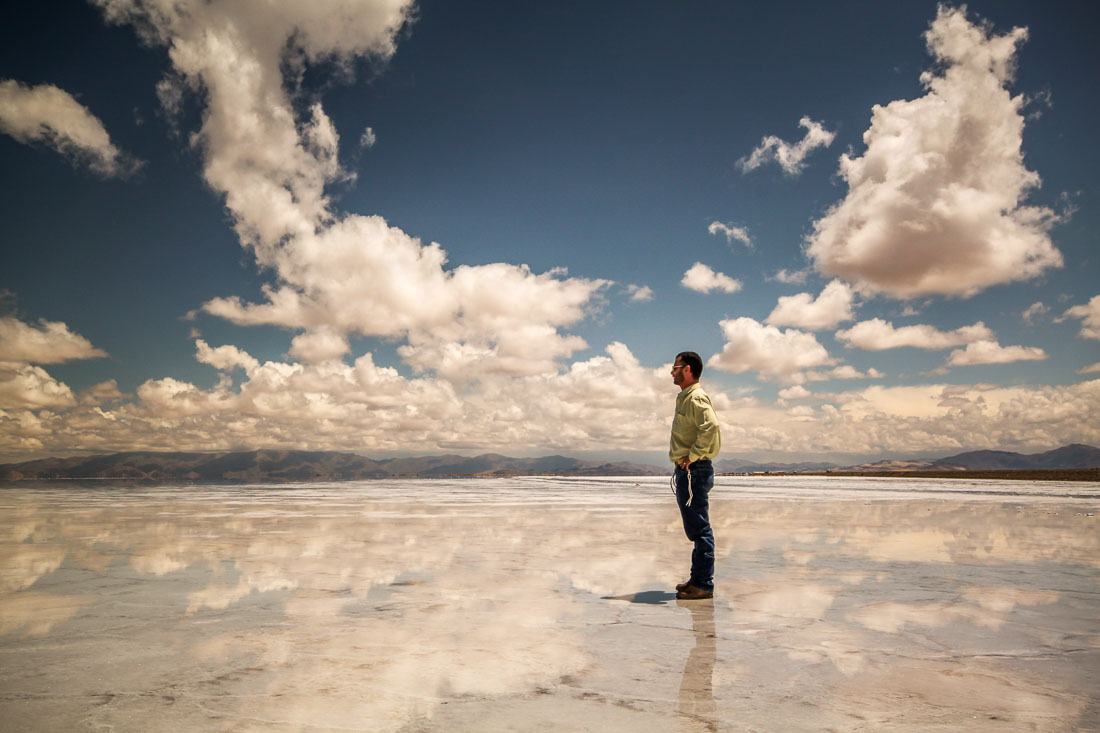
left=0, top=450, right=664, bottom=481
left=0, top=444, right=1097, bottom=481
left=833, top=444, right=1100, bottom=473
left=715, top=458, right=838, bottom=474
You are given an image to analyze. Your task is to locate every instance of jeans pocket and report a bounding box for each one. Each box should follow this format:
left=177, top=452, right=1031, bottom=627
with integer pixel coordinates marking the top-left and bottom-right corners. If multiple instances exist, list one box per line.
left=690, top=463, right=714, bottom=492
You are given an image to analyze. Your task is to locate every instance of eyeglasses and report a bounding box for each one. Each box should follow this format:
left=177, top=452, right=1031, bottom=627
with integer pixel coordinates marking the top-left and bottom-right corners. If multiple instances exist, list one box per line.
left=671, top=364, right=686, bottom=371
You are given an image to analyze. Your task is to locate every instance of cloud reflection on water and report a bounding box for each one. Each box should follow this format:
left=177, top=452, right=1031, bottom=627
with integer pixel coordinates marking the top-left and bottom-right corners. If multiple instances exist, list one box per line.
left=0, top=477, right=1096, bottom=731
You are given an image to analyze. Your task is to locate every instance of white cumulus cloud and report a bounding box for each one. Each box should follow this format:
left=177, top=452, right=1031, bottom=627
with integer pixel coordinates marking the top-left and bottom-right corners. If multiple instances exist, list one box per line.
left=0, top=365, right=77, bottom=409
left=0, top=79, right=141, bottom=176
left=0, top=316, right=108, bottom=364
left=681, top=262, right=742, bottom=294
left=288, top=328, right=350, bottom=364
left=626, top=284, right=654, bottom=302
left=836, top=318, right=994, bottom=351
left=0, top=315, right=108, bottom=412
left=946, top=340, right=1047, bottom=366
left=0, top=341, right=677, bottom=458
left=78, top=380, right=125, bottom=406
left=806, top=6, right=1063, bottom=298
left=195, top=339, right=260, bottom=375
left=1058, top=295, right=1100, bottom=340
left=778, top=385, right=812, bottom=400
left=3, top=342, right=1099, bottom=462
left=739, top=116, right=836, bottom=175
left=710, top=317, right=835, bottom=378
left=766, top=280, right=855, bottom=331
left=816, top=365, right=883, bottom=381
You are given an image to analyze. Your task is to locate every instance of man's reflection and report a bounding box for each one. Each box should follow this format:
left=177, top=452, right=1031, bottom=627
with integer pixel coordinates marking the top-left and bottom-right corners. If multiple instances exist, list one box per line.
left=677, top=598, right=717, bottom=731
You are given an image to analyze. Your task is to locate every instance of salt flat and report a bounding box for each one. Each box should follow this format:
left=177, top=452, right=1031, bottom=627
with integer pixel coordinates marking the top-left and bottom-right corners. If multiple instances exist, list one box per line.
left=1, top=476, right=1098, bottom=732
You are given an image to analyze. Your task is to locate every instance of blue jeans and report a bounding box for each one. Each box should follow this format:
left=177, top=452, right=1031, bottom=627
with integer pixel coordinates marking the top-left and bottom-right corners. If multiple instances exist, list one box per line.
left=674, top=459, right=715, bottom=591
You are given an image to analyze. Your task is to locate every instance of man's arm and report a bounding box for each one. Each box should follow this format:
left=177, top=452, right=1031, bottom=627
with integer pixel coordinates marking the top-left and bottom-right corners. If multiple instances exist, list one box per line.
left=687, top=396, right=720, bottom=464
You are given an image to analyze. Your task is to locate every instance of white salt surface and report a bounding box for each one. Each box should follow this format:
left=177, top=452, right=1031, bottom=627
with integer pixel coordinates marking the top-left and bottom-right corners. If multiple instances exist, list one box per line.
left=1, top=476, right=1098, bottom=732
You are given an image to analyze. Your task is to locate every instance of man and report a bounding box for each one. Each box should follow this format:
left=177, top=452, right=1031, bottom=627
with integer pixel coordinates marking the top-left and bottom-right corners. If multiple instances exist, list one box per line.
left=669, top=351, right=721, bottom=600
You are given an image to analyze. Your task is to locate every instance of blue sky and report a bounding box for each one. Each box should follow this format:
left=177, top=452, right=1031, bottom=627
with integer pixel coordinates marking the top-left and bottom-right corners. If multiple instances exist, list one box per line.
left=1, top=0, right=1097, bottom=464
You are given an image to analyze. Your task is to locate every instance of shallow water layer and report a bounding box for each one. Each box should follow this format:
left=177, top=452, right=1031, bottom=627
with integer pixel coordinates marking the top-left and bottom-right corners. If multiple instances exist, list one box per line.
left=1, top=476, right=1098, bottom=732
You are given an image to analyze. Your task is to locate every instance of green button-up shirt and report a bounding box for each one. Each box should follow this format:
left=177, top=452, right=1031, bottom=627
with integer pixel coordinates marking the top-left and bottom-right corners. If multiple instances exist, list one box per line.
left=669, top=382, right=722, bottom=464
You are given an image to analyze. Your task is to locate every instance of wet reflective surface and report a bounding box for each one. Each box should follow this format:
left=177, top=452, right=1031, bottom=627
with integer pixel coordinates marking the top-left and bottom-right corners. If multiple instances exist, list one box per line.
left=1, top=476, right=1098, bottom=731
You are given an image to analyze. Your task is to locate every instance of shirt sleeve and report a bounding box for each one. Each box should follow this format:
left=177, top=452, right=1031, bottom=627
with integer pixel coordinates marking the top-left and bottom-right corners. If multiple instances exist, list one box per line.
left=688, top=394, right=721, bottom=462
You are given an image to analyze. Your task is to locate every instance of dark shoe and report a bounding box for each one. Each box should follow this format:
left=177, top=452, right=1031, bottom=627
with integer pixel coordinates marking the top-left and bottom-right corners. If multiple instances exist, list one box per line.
left=675, top=580, right=691, bottom=592
left=676, top=583, right=713, bottom=600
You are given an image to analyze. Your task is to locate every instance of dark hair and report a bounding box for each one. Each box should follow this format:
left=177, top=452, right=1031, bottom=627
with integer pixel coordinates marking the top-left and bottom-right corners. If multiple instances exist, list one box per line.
left=676, top=351, right=703, bottom=379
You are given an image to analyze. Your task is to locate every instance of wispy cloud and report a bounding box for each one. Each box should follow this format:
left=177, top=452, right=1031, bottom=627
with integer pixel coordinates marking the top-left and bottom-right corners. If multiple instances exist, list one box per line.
left=1021, top=301, right=1049, bottom=325
left=769, top=269, right=809, bottom=285
left=680, top=263, right=742, bottom=294
left=625, top=284, right=654, bottom=302
left=739, top=116, right=835, bottom=175
left=0, top=79, right=142, bottom=176
left=707, top=221, right=753, bottom=248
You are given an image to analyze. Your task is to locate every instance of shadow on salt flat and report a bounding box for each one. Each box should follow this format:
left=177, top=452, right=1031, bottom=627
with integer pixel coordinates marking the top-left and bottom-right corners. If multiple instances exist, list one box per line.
left=602, top=589, right=677, bottom=604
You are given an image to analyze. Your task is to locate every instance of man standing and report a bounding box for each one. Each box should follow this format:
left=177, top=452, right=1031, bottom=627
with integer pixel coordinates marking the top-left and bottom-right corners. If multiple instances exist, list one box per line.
left=669, top=351, right=721, bottom=600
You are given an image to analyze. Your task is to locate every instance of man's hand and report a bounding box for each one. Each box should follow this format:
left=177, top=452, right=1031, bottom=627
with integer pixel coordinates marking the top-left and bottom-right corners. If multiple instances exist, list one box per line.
left=677, top=456, right=691, bottom=469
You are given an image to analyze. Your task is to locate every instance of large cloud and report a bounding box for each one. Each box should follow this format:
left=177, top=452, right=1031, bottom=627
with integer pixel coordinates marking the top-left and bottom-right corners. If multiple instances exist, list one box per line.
left=0, top=341, right=674, bottom=458
left=766, top=280, right=855, bottom=331
left=806, top=6, right=1062, bottom=298
left=0, top=79, right=141, bottom=176
left=709, top=317, right=835, bottom=379
left=0, top=365, right=77, bottom=410
left=4, top=341, right=1097, bottom=461
left=6, top=3, right=1095, bottom=465
left=96, top=0, right=607, bottom=379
